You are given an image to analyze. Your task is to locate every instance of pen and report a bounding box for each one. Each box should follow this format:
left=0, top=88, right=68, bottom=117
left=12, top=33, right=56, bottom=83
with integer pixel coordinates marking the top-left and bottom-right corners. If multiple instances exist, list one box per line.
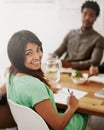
left=67, top=88, right=70, bottom=94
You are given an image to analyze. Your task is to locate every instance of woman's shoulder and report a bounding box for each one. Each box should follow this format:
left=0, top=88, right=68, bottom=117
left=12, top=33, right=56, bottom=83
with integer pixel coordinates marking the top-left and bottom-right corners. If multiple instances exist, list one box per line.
left=15, top=75, right=43, bottom=85
left=20, top=75, right=50, bottom=93
left=8, top=74, right=47, bottom=91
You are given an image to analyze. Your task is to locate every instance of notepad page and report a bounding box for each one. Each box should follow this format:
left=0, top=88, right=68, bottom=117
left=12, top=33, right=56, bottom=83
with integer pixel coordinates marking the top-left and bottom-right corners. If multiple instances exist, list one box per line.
left=88, top=74, right=104, bottom=84
left=94, top=89, right=104, bottom=98
left=54, top=88, right=88, bottom=105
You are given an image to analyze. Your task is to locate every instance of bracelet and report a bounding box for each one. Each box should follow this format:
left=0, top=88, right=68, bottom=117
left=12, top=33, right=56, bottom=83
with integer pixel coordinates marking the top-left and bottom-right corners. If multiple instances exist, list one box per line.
left=0, top=88, right=2, bottom=101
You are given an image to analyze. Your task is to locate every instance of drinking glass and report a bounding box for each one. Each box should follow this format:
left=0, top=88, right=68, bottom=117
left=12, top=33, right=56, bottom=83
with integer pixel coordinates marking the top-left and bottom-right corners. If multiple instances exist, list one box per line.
left=45, top=53, right=61, bottom=84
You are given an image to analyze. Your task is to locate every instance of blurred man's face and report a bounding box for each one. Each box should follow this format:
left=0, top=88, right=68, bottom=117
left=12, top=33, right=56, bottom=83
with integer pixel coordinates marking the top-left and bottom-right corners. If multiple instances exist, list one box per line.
left=81, top=8, right=97, bottom=31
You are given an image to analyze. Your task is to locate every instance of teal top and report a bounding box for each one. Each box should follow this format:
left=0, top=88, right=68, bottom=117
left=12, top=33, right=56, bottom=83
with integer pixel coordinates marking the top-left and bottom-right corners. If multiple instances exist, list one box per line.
left=6, top=75, right=57, bottom=111
left=6, top=74, right=88, bottom=130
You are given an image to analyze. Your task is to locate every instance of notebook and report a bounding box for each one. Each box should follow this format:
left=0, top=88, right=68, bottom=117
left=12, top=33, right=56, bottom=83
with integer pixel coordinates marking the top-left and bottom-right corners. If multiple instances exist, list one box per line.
left=88, top=74, right=104, bottom=84
left=94, top=89, right=104, bottom=98
left=54, top=88, right=88, bottom=105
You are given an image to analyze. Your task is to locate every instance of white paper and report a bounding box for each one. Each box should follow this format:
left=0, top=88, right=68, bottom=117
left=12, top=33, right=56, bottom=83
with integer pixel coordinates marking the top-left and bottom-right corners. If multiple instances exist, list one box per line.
left=54, top=88, right=88, bottom=105
left=94, top=89, right=104, bottom=98
left=88, top=74, right=104, bottom=84
left=60, top=67, right=74, bottom=74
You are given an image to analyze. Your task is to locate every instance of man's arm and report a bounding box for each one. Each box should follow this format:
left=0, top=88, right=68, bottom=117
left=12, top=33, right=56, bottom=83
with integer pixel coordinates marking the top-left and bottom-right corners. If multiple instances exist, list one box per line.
left=70, top=37, right=104, bottom=70
left=54, top=33, right=69, bottom=58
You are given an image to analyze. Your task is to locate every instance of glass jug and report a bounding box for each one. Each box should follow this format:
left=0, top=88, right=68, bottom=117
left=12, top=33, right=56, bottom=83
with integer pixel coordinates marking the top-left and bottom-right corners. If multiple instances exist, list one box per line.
left=45, top=53, right=61, bottom=84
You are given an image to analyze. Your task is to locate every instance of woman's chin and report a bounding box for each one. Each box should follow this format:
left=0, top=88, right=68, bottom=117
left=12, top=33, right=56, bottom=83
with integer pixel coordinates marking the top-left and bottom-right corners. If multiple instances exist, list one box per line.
left=32, top=65, right=41, bottom=70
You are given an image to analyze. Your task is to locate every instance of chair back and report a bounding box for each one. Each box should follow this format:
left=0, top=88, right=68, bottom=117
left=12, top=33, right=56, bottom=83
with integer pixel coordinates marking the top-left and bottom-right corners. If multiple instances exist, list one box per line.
left=8, top=99, right=49, bottom=130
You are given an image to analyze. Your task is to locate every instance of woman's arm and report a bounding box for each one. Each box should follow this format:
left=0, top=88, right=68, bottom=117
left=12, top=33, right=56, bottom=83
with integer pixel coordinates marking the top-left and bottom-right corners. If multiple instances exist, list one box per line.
left=34, top=93, right=79, bottom=130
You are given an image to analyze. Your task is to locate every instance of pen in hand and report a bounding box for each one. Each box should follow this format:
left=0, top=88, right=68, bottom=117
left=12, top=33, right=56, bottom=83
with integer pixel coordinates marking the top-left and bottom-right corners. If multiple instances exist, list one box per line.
left=68, top=88, right=73, bottom=95
left=67, top=88, right=70, bottom=94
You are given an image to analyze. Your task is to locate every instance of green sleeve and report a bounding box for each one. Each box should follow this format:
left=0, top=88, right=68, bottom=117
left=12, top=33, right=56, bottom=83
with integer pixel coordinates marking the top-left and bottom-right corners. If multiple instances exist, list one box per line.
left=24, top=77, right=50, bottom=108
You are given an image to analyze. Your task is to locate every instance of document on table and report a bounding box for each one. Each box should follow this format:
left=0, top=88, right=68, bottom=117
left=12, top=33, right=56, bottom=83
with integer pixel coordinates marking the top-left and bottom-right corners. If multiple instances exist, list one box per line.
left=94, top=88, right=104, bottom=98
left=88, top=74, right=104, bottom=84
left=54, top=88, right=88, bottom=105
left=60, top=67, right=74, bottom=74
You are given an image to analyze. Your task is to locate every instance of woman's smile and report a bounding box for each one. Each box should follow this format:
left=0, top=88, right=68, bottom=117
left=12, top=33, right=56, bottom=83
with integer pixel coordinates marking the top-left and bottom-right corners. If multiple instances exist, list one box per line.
left=25, top=42, right=43, bottom=70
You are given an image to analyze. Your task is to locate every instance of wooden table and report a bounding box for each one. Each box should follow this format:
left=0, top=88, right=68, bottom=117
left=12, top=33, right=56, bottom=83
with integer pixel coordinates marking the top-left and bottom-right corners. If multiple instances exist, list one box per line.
left=55, top=72, right=104, bottom=117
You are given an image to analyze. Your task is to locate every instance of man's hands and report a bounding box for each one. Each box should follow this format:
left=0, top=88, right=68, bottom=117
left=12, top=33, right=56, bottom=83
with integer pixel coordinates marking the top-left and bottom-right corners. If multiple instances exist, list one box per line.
left=61, top=60, right=72, bottom=68
left=89, top=65, right=99, bottom=76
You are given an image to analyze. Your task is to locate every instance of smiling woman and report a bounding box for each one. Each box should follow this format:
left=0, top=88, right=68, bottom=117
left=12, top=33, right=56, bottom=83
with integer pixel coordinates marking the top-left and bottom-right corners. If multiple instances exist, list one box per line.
left=6, top=30, right=88, bottom=130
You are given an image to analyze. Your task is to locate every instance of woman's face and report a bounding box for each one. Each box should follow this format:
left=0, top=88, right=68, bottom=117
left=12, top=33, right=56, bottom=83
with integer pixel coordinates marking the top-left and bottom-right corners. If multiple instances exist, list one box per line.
left=24, top=43, right=43, bottom=70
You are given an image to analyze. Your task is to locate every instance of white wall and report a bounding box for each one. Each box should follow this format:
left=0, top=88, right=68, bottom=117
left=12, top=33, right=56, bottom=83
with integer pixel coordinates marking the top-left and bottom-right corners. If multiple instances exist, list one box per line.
left=0, top=0, right=104, bottom=70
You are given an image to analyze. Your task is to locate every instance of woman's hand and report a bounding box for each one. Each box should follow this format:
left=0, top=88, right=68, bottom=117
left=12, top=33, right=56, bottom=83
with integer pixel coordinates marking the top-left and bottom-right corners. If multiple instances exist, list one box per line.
left=67, top=92, right=79, bottom=110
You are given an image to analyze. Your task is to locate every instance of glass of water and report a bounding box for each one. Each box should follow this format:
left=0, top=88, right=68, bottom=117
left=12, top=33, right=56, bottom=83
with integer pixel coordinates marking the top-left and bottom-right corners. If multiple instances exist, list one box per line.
left=45, top=53, right=61, bottom=84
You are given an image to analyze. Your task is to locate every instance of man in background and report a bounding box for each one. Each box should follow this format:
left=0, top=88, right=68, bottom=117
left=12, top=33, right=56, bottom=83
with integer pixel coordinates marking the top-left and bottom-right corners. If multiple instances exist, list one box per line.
left=54, top=0, right=104, bottom=70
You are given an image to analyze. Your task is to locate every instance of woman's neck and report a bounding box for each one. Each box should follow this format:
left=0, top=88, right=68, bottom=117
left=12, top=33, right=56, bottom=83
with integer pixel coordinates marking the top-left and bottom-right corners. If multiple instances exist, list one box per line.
left=15, top=72, right=26, bottom=77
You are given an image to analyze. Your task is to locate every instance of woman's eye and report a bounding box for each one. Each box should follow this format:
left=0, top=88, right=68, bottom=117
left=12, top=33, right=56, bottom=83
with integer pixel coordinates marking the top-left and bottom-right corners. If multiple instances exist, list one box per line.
left=25, top=52, right=32, bottom=56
